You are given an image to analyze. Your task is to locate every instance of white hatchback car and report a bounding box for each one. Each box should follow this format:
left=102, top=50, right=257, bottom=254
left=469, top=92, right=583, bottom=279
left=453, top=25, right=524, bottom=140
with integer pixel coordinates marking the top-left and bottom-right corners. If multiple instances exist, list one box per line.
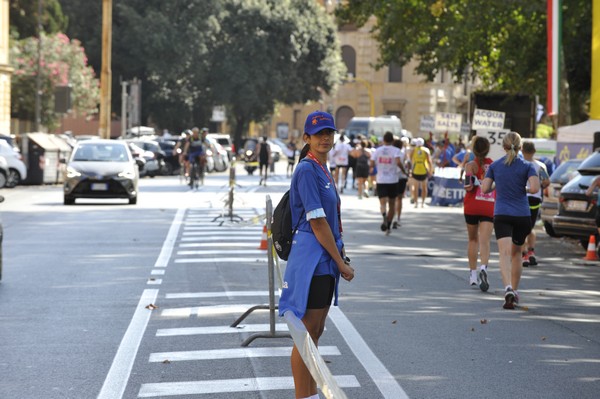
left=0, top=140, right=27, bottom=187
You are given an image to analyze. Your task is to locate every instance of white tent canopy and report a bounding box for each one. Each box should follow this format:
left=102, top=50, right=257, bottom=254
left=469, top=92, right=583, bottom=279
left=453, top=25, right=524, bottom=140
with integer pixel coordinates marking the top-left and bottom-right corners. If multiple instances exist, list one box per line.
left=557, top=119, right=600, bottom=143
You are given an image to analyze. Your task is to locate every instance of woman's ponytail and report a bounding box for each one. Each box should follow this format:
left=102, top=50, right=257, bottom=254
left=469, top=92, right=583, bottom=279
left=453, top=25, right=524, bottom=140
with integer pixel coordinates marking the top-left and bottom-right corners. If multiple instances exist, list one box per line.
left=503, top=131, right=521, bottom=165
left=299, top=143, right=310, bottom=161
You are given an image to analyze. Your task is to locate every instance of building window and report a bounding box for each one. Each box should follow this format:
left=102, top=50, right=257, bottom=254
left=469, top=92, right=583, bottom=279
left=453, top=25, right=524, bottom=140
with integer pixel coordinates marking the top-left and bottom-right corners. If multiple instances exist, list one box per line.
left=293, top=110, right=301, bottom=130
left=388, top=63, right=403, bottom=82
left=342, top=45, right=356, bottom=78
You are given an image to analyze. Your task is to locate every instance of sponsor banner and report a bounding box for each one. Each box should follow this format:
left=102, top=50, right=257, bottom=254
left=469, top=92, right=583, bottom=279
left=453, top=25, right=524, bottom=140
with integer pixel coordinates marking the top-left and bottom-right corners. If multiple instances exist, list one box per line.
left=430, top=167, right=465, bottom=206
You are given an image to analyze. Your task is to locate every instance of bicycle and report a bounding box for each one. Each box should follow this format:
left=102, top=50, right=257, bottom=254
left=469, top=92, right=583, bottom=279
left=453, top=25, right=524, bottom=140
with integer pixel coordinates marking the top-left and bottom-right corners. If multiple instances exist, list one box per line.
left=188, top=155, right=206, bottom=189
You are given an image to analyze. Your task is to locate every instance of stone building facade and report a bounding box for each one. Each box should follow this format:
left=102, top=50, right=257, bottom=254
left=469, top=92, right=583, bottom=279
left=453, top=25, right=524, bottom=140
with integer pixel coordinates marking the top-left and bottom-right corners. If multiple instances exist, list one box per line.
left=266, top=1, right=476, bottom=141
left=0, top=0, right=12, bottom=135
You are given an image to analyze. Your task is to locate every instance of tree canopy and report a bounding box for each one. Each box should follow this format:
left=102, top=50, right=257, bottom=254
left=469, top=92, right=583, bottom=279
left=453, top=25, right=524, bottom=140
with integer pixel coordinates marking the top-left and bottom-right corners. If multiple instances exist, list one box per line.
left=9, top=0, right=67, bottom=39
left=58, top=0, right=346, bottom=143
left=10, top=33, right=100, bottom=131
left=336, top=0, right=591, bottom=123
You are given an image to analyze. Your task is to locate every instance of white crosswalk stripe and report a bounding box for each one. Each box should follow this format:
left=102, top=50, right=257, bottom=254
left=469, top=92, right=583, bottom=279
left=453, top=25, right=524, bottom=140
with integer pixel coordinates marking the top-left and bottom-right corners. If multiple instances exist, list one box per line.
left=133, top=207, right=362, bottom=398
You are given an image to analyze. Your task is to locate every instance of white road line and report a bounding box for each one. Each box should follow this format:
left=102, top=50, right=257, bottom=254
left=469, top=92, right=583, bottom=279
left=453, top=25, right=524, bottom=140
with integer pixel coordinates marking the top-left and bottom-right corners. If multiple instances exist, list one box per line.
left=97, top=289, right=159, bottom=399
left=161, top=303, right=261, bottom=318
left=329, top=306, right=410, bottom=399
left=179, top=242, right=257, bottom=247
left=180, top=236, right=258, bottom=242
left=174, top=257, right=267, bottom=263
left=165, top=290, right=271, bottom=299
left=149, top=346, right=340, bottom=362
left=183, top=226, right=262, bottom=231
left=182, top=232, right=260, bottom=236
left=147, top=279, right=162, bottom=285
left=138, top=375, right=360, bottom=397
left=154, top=208, right=185, bottom=268
left=151, top=269, right=165, bottom=275
left=156, top=323, right=289, bottom=337
left=177, top=249, right=266, bottom=256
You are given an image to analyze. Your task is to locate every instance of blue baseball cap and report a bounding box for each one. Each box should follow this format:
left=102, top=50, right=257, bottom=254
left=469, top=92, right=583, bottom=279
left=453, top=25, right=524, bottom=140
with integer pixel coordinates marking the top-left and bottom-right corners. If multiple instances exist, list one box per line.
left=304, top=111, right=337, bottom=135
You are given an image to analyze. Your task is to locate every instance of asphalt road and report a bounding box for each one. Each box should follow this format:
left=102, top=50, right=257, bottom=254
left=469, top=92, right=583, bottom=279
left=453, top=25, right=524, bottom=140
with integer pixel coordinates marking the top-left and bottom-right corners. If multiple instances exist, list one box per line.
left=0, top=162, right=598, bottom=399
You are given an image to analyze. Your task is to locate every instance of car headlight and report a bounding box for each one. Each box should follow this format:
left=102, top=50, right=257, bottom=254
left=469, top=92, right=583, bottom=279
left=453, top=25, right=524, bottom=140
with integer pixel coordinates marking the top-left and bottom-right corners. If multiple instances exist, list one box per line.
left=245, top=150, right=253, bottom=157
left=118, top=169, right=136, bottom=179
left=66, top=166, right=82, bottom=178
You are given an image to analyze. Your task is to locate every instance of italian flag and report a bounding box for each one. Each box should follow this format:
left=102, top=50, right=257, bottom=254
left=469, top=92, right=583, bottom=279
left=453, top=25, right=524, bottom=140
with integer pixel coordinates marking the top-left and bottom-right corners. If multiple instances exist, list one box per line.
left=547, top=0, right=561, bottom=116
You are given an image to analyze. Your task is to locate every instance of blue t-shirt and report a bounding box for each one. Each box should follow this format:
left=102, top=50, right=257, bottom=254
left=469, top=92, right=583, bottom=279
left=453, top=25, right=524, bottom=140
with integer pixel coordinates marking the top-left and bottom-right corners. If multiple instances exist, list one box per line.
left=455, top=149, right=475, bottom=163
left=290, top=159, right=340, bottom=241
left=485, top=156, right=537, bottom=217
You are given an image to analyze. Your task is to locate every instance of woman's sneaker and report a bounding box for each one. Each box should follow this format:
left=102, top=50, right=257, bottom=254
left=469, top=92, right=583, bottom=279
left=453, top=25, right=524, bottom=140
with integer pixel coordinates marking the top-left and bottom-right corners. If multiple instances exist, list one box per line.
left=478, top=268, right=489, bottom=292
left=528, top=250, right=538, bottom=266
left=469, top=274, right=478, bottom=286
left=503, top=288, right=516, bottom=309
left=522, top=253, right=530, bottom=267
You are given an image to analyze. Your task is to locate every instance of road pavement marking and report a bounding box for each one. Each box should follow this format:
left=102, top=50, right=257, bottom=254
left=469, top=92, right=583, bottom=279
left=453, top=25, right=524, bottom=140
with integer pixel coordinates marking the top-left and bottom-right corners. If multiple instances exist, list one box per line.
left=179, top=242, right=258, bottom=247
left=151, top=269, right=165, bottom=275
left=137, top=376, right=360, bottom=397
left=155, top=208, right=185, bottom=267
left=149, top=346, right=340, bottom=362
left=180, top=236, right=258, bottom=242
left=182, top=231, right=260, bottom=236
left=97, top=289, right=159, bottom=399
left=156, top=323, right=289, bottom=337
left=165, top=290, right=272, bottom=299
left=177, top=249, right=266, bottom=256
left=174, top=257, right=267, bottom=263
left=329, top=306, right=410, bottom=399
left=147, top=279, right=162, bottom=285
left=161, top=303, right=260, bottom=318
left=183, top=226, right=262, bottom=231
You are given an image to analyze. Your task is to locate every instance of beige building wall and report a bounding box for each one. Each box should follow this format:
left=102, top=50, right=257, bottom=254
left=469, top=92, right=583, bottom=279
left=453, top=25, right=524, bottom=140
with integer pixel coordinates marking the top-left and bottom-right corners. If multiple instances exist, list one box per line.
left=266, top=3, right=476, bottom=142
left=0, top=0, right=12, bottom=135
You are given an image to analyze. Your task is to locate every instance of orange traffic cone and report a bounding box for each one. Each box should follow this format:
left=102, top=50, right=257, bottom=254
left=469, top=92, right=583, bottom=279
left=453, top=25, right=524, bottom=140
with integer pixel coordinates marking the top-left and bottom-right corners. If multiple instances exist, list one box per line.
left=583, top=235, right=598, bottom=261
left=258, top=225, right=268, bottom=250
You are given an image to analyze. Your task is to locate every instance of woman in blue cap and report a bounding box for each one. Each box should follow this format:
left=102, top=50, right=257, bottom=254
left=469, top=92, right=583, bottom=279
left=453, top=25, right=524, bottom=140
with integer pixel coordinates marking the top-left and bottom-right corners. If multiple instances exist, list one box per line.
left=279, top=111, right=355, bottom=399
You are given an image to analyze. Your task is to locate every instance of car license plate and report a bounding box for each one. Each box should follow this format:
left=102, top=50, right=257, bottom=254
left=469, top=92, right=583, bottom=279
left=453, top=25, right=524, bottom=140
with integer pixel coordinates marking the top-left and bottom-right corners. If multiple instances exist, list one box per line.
left=91, top=183, right=108, bottom=191
left=566, top=200, right=588, bottom=212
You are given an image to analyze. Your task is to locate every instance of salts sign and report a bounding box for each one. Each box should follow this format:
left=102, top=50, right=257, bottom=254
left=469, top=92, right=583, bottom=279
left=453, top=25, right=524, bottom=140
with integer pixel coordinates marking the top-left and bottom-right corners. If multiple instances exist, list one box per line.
left=434, top=112, right=463, bottom=132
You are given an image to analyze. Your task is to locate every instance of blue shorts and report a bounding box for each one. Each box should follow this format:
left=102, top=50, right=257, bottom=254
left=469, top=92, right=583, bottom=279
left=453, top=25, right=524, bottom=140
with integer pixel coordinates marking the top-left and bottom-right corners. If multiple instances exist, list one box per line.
left=188, top=151, right=204, bottom=162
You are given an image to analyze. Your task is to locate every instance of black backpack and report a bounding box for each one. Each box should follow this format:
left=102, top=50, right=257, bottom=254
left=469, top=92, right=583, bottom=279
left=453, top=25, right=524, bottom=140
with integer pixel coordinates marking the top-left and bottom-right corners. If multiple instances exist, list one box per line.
left=271, top=190, right=302, bottom=261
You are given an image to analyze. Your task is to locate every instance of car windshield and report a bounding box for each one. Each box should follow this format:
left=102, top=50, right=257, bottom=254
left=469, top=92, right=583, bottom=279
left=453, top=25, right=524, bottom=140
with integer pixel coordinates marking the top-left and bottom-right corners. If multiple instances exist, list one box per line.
left=577, top=151, right=600, bottom=175
left=243, top=140, right=257, bottom=151
left=73, top=144, right=129, bottom=162
left=551, top=160, right=582, bottom=184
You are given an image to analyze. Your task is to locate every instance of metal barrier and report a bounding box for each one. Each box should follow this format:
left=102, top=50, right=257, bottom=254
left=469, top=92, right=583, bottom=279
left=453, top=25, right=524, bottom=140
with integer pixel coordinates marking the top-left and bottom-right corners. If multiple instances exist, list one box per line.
left=213, top=163, right=244, bottom=225
left=230, top=195, right=291, bottom=346
left=232, top=195, right=347, bottom=398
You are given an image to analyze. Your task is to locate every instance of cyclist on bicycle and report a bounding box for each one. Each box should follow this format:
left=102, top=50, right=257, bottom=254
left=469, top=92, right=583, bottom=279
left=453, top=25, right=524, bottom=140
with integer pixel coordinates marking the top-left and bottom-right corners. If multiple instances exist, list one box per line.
left=184, top=127, right=209, bottom=187
left=174, top=129, right=192, bottom=177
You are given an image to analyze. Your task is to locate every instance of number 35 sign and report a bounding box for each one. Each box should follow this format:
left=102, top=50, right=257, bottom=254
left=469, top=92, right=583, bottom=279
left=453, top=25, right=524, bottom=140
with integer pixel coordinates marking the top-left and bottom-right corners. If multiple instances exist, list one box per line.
left=476, top=129, right=511, bottom=160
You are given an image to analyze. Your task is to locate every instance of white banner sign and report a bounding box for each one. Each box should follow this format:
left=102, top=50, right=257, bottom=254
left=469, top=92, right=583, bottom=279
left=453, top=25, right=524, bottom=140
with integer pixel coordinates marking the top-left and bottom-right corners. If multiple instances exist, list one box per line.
left=476, top=129, right=511, bottom=160
left=472, top=108, right=505, bottom=130
left=419, top=115, right=435, bottom=132
left=435, top=112, right=463, bottom=132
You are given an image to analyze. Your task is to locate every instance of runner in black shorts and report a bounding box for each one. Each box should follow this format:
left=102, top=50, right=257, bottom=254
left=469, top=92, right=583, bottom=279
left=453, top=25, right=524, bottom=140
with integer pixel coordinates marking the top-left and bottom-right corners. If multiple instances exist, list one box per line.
left=493, top=215, right=532, bottom=246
